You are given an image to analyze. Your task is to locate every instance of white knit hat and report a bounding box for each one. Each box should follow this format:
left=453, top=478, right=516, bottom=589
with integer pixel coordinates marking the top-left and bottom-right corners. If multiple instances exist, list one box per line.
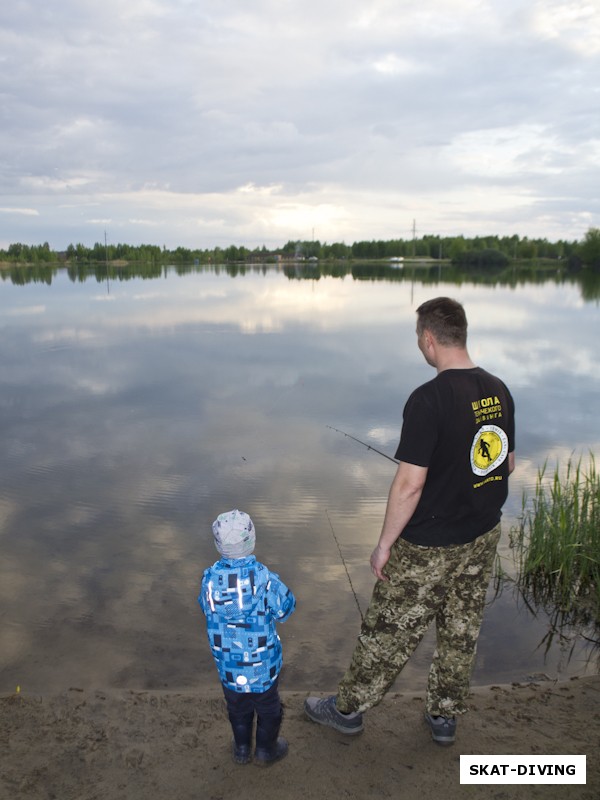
left=212, top=509, right=256, bottom=559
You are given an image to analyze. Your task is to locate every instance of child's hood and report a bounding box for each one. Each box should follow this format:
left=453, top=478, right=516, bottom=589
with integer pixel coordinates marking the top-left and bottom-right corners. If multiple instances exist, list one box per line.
left=202, top=558, right=269, bottom=620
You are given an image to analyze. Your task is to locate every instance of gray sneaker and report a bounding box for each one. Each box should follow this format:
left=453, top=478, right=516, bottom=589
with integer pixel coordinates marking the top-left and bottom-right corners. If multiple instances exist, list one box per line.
left=424, top=712, right=456, bottom=746
left=304, top=695, right=364, bottom=735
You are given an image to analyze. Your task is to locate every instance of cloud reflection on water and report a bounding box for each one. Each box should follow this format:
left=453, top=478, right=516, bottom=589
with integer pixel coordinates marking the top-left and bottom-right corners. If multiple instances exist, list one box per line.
left=0, top=267, right=598, bottom=692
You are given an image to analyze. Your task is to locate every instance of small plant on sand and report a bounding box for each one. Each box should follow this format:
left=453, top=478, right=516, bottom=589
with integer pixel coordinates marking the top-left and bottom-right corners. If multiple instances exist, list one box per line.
left=510, top=454, right=600, bottom=650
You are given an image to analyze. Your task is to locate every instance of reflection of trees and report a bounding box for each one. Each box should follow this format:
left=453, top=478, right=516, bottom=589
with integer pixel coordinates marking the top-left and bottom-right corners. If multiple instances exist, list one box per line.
left=66, top=262, right=166, bottom=283
left=1, top=264, right=56, bottom=285
left=579, top=269, right=600, bottom=302
left=2, top=260, right=600, bottom=301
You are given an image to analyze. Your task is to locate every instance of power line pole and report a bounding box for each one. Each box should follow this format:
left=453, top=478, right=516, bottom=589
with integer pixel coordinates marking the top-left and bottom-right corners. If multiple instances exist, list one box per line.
left=412, top=219, right=417, bottom=257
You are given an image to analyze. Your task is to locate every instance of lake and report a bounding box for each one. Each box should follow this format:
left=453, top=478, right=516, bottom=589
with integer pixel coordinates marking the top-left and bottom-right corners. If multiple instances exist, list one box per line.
left=1, top=261, right=598, bottom=693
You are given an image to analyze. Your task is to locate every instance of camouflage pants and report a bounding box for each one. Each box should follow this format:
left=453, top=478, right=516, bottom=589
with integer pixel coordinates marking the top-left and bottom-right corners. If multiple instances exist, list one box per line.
left=336, top=524, right=501, bottom=717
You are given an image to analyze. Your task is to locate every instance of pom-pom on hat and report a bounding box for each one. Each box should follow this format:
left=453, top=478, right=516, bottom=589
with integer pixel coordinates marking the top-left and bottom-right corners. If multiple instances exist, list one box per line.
left=212, top=509, right=256, bottom=559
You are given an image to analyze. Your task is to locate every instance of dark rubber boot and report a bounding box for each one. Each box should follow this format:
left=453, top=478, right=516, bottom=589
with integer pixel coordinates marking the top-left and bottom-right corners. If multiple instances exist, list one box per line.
left=230, top=712, right=254, bottom=765
left=254, top=712, right=288, bottom=767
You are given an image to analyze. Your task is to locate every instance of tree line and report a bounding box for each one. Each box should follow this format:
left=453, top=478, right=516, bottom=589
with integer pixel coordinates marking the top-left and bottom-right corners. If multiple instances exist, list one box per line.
left=1, top=228, right=599, bottom=270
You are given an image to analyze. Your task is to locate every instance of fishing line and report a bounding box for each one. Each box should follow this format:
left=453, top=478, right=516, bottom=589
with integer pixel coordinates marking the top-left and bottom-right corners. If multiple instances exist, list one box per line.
left=326, top=425, right=399, bottom=465
left=325, top=509, right=364, bottom=623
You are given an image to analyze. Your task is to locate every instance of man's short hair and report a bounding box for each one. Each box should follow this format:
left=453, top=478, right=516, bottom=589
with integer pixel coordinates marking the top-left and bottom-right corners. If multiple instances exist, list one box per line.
left=416, top=297, right=468, bottom=347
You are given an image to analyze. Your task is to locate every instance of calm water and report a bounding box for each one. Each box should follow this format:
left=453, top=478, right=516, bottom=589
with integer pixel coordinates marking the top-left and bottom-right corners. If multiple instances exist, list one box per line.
left=1, top=263, right=598, bottom=693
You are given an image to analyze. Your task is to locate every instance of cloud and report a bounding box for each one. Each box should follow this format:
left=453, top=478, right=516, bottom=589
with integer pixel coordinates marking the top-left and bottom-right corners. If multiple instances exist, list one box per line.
left=531, top=0, right=600, bottom=54
left=5, top=305, right=46, bottom=317
left=0, top=207, right=39, bottom=216
left=0, top=0, right=598, bottom=249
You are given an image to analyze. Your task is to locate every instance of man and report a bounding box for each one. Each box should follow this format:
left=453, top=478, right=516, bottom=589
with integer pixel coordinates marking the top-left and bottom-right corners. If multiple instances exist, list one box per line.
left=305, top=297, right=515, bottom=746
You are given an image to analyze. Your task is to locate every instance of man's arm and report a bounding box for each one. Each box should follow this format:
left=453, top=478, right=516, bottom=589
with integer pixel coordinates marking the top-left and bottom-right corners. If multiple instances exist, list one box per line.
left=370, top=461, right=428, bottom=581
left=508, top=451, right=515, bottom=474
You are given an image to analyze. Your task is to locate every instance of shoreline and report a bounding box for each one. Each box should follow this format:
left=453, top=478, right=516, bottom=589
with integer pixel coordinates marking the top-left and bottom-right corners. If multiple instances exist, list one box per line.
left=2, top=675, right=598, bottom=799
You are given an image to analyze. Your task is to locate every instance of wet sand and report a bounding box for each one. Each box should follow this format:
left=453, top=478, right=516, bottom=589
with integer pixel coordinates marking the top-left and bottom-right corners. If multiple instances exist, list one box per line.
left=2, top=676, right=598, bottom=799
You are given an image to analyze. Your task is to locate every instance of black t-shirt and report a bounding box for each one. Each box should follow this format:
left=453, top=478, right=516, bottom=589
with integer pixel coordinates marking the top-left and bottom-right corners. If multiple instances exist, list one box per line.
left=395, top=367, right=515, bottom=546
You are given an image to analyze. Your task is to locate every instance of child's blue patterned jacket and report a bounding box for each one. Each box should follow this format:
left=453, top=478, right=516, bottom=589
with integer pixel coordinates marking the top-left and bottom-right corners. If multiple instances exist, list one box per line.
left=199, top=555, right=295, bottom=693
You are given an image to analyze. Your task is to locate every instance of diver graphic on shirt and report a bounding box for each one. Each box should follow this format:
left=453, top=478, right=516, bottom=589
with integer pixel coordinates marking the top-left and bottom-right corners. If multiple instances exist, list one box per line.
left=470, top=425, right=509, bottom=477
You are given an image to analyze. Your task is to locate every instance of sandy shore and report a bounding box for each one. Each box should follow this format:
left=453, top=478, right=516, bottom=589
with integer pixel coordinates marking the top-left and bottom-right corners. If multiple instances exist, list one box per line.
left=2, top=676, right=598, bottom=800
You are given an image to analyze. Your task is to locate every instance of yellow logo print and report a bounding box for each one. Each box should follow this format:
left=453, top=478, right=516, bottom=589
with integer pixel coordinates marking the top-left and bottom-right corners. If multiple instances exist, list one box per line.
left=470, top=425, right=509, bottom=477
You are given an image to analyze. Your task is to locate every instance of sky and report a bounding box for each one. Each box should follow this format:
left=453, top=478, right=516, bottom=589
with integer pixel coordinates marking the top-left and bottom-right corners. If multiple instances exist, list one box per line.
left=1, top=0, right=599, bottom=251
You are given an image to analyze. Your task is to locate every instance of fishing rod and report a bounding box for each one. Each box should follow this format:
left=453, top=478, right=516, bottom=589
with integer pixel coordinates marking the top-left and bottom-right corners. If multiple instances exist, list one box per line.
left=326, top=425, right=399, bottom=465
left=325, top=509, right=364, bottom=623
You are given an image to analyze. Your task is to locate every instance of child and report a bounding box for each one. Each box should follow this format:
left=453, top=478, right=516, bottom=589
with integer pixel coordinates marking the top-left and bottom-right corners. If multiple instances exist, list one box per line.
left=198, top=509, right=296, bottom=766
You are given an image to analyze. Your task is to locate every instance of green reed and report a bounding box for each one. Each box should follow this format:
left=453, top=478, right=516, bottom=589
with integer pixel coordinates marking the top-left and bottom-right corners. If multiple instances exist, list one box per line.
left=510, top=454, right=600, bottom=628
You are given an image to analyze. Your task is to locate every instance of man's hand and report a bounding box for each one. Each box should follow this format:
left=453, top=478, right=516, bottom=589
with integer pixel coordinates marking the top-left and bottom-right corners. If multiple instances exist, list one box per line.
left=370, top=544, right=391, bottom=581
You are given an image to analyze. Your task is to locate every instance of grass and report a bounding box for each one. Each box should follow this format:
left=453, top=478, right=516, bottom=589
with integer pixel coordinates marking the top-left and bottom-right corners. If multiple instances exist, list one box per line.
left=509, top=454, right=600, bottom=651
